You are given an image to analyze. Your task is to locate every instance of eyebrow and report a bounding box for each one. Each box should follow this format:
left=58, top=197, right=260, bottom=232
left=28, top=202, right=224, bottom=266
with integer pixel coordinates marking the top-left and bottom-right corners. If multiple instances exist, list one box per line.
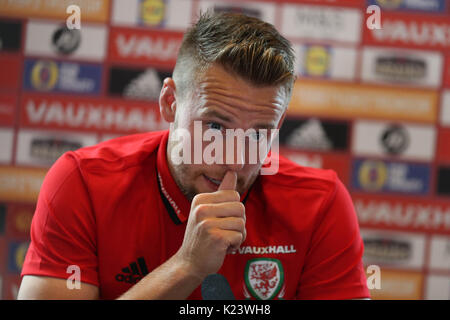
left=200, top=109, right=275, bottom=130
left=200, top=109, right=232, bottom=123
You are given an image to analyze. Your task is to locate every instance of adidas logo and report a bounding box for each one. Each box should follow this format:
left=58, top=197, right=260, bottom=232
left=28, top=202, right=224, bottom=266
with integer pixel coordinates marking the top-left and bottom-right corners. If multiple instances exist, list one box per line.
left=115, top=257, right=149, bottom=284
left=286, top=118, right=333, bottom=151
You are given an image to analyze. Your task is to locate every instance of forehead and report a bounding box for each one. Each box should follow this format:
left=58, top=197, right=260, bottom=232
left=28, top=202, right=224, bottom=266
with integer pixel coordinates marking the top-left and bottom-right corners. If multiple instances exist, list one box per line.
left=188, top=64, right=288, bottom=123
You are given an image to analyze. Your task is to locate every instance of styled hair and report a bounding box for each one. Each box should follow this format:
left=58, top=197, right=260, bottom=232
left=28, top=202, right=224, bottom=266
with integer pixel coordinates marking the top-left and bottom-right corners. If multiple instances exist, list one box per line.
left=173, top=11, right=296, bottom=100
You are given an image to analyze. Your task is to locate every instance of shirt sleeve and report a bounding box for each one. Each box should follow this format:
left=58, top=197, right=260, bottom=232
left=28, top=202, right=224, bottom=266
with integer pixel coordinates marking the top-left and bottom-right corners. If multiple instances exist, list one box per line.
left=296, top=175, right=370, bottom=300
left=21, top=152, right=99, bottom=287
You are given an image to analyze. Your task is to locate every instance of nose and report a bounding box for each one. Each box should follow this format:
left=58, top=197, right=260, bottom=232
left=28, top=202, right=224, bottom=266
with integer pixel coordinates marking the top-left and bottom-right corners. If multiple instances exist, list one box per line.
left=224, top=134, right=245, bottom=172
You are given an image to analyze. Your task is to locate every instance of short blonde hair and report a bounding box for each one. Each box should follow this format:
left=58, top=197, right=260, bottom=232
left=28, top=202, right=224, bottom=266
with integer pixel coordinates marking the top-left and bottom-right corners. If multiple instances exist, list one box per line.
left=173, top=11, right=295, bottom=100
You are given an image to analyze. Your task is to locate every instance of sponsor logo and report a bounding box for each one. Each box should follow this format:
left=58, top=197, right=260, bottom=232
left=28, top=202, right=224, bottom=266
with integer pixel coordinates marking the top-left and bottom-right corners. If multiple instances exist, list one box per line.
left=361, top=229, right=426, bottom=269
left=244, top=258, right=284, bottom=300
left=295, top=45, right=357, bottom=80
left=30, top=138, right=82, bottom=163
left=376, top=57, right=425, bottom=81
left=353, top=159, right=430, bottom=194
left=354, top=195, right=450, bottom=233
left=112, top=0, right=192, bottom=30
left=361, top=47, right=443, bottom=88
left=108, top=66, right=170, bottom=101
left=52, top=26, right=81, bottom=55
left=365, top=13, right=450, bottom=50
left=370, top=0, right=446, bottom=12
left=0, top=0, right=110, bottom=22
left=364, top=238, right=411, bottom=262
left=16, top=129, right=97, bottom=167
left=8, top=241, right=29, bottom=273
left=436, top=166, right=450, bottom=197
left=115, top=257, right=149, bottom=284
left=352, top=120, right=436, bottom=162
left=28, top=60, right=59, bottom=91
left=279, top=118, right=349, bottom=151
left=281, top=4, right=362, bottom=44
left=140, top=0, right=166, bottom=26
left=109, top=27, right=182, bottom=68
left=232, top=245, right=297, bottom=255
left=25, top=20, right=107, bottom=61
left=0, top=20, right=22, bottom=52
left=21, top=95, right=167, bottom=134
left=24, top=59, right=102, bottom=95
left=304, top=46, right=330, bottom=77
left=289, top=79, right=438, bottom=123
left=380, top=124, right=410, bottom=155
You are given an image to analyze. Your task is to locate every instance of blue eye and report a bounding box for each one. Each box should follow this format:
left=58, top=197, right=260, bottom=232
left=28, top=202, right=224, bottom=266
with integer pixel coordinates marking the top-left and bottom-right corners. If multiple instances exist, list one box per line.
left=207, top=122, right=223, bottom=131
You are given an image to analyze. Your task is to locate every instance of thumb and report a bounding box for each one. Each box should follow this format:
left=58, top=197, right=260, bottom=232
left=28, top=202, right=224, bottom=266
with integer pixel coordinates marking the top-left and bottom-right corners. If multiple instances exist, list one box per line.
left=218, top=171, right=237, bottom=191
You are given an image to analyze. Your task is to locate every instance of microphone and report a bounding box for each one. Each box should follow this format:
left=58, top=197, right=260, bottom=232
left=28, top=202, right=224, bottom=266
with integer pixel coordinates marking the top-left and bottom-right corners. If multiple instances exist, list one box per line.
left=201, top=274, right=235, bottom=300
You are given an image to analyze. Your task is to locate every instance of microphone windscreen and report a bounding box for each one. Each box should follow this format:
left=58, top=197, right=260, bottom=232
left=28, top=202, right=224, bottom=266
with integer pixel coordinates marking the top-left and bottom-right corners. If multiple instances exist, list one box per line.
left=201, top=274, right=235, bottom=300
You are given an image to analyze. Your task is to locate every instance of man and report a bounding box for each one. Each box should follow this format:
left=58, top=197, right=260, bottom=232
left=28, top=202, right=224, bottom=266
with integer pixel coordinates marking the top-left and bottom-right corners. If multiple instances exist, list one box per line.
left=18, top=12, right=370, bottom=300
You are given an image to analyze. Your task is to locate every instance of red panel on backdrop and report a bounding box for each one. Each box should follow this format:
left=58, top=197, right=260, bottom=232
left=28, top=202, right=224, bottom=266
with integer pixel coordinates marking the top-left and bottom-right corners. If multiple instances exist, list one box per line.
left=20, top=94, right=167, bottom=134
left=363, top=12, right=450, bottom=50
left=352, top=193, right=450, bottom=234
left=444, top=54, right=450, bottom=88
left=0, top=93, right=17, bottom=126
left=108, top=27, right=183, bottom=69
left=279, top=147, right=351, bottom=185
left=0, top=54, right=21, bottom=91
left=437, top=127, right=450, bottom=163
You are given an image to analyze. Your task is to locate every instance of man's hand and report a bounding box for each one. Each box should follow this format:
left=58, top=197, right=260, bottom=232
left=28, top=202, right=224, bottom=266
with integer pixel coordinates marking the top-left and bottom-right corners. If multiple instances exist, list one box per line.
left=175, top=171, right=246, bottom=280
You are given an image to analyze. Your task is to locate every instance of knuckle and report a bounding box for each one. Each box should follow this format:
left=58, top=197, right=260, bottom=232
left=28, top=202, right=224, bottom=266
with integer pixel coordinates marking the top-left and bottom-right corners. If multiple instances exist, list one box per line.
left=192, top=193, right=206, bottom=206
left=197, top=218, right=213, bottom=231
left=209, top=229, right=224, bottom=243
left=232, top=191, right=240, bottom=200
left=235, top=202, right=245, bottom=216
left=194, top=204, right=210, bottom=220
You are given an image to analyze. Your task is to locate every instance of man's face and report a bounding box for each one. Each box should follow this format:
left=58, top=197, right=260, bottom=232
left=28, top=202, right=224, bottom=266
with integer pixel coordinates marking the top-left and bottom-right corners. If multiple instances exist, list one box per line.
left=165, top=64, right=288, bottom=200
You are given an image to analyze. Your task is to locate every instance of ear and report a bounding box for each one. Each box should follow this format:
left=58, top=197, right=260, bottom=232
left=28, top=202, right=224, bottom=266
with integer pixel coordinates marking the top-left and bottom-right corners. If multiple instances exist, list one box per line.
left=159, top=77, right=177, bottom=123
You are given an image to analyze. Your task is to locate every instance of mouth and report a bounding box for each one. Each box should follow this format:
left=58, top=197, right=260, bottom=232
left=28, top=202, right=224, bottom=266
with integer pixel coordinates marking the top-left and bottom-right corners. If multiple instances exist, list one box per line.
left=202, top=174, right=223, bottom=190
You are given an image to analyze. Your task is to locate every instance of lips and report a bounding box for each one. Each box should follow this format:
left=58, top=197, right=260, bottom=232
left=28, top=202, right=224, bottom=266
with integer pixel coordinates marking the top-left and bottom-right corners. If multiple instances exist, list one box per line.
left=203, top=174, right=222, bottom=186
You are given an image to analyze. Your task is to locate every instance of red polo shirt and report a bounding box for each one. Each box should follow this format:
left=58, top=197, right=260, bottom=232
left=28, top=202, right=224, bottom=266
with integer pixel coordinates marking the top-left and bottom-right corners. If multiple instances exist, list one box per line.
left=21, top=130, right=369, bottom=300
